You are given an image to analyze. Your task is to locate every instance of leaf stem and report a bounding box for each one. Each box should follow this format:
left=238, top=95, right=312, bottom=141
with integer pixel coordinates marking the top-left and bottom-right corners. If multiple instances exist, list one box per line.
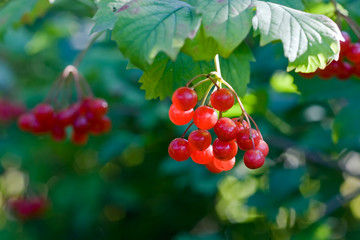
left=331, top=0, right=360, bottom=38
left=185, top=74, right=209, bottom=87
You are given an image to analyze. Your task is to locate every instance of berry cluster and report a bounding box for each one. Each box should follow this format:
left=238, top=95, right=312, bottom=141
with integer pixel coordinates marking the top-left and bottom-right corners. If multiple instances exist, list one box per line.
left=299, top=31, right=360, bottom=80
left=0, top=98, right=25, bottom=124
left=17, top=65, right=111, bottom=145
left=168, top=74, right=269, bottom=173
left=8, top=196, right=47, bottom=220
left=18, top=98, right=111, bottom=145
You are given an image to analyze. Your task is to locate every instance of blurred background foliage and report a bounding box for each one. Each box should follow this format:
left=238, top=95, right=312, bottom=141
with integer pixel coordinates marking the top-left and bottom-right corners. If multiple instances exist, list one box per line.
left=0, top=0, right=360, bottom=239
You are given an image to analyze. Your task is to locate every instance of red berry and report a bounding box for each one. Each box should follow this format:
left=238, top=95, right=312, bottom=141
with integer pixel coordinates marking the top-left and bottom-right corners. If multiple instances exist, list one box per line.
left=18, top=113, right=35, bottom=131
left=214, top=118, right=237, bottom=141
left=72, top=115, right=90, bottom=134
left=88, top=98, right=108, bottom=117
left=236, top=128, right=261, bottom=151
left=233, top=118, right=249, bottom=133
left=172, top=87, right=198, bottom=111
left=191, top=145, right=214, bottom=164
left=213, top=139, right=238, bottom=161
left=206, top=157, right=235, bottom=173
left=193, top=106, right=218, bottom=130
left=243, top=149, right=265, bottom=169
left=188, top=130, right=212, bottom=151
left=255, top=140, right=269, bottom=157
left=9, top=197, right=47, bottom=220
left=80, top=97, right=92, bottom=113
left=90, top=116, right=112, bottom=135
left=71, top=131, right=88, bottom=145
left=33, top=103, right=55, bottom=126
left=347, top=43, right=360, bottom=63
left=317, top=68, right=333, bottom=80
left=354, top=63, right=360, bottom=77
left=336, top=61, right=353, bottom=80
left=168, top=104, right=193, bottom=126
left=210, top=88, right=234, bottom=111
left=340, top=31, right=351, bottom=56
left=168, top=138, right=192, bottom=161
left=298, top=72, right=316, bottom=79
left=57, top=104, right=79, bottom=127
left=51, top=125, right=66, bottom=141
left=31, top=118, right=48, bottom=134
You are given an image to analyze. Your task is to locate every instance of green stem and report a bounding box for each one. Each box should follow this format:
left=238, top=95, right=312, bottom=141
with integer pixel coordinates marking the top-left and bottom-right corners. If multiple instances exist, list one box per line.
left=185, top=74, right=209, bottom=87
left=201, top=83, right=214, bottom=106
left=190, top=78, right=210, bottom=89
left=73, top=32, right=103, bottom=68
left=214, top=54, right=222, bottom=88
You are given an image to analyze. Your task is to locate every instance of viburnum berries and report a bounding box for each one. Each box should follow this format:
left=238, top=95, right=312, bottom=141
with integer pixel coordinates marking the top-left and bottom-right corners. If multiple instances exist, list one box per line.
left=299, top=31, right=360, bottom=80
left=167, top=71, right=269, bottom=173
left=17, top=65, right=111, bottom=145
left=8, top=196, right=47, bottom=220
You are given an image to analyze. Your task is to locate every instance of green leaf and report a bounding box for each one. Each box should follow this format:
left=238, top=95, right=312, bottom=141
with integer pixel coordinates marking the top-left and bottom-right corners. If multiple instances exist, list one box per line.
left=181, top=26, right=218, bottom=61
left=220, top=43, right=254, bottom=97
left=195, top=0, right=253, bottom=57
left=253, top=1, right=343, bottom=72
left=265, top=0, right=304, bottom=10
left=0, top=0, right=38, bottom=38
left=139, top=53, right=214, bottom=100
left=91, top=0, right=130, bottom=33
left=112, top=0, right=201, bottom=70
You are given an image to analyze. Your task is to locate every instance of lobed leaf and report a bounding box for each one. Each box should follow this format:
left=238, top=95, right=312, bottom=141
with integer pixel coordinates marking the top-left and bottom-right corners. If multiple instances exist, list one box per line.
left=112, top=0, right=201, bottom=70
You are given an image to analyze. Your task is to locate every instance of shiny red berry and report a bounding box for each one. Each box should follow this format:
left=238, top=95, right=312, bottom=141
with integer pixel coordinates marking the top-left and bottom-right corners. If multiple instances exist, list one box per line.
left=88, top=98, right=108, bottom=117
left=33, top=103, right=54, bottom=123
left=188, top=130, right=212, bottom=151
left=236, top=128, right=261, bottom=151
left=210, top=88, right=234, bottom=111
left=347, top=43, right=360, bottom=63
left=72, top=115, right=90, bottom=134
left=18, top=113, right=35, bottom=131
left=340, top=31, right=351, bottom=57
left=172, top=87, right=198, bottom=111
left=57, top=104, right=79, bottom=127
left=191, top=145, right=214, bottom=165
left=214, top=118, right=237, bottom=141
left=168, top=104, right=193, bottom=126
left=336, top=61, right=353, bottom=80
left=193, top=106, right=218, bottom=130
left=213, top=139, right=238, bottom=161
left=168, top=138, right=192, bottom=161
left=243, top=149, right=265, bottom=169
left=255, top=140, right=269, bottom=157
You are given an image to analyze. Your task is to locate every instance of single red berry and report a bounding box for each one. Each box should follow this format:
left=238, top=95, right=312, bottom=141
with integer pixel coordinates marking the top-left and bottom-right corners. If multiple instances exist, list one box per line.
left=88, top=98, right=108, bottom=117
left=188, top=130, right=212, bottom=151
left=298, top=72, right=317, bottom=79
left=72, top=115, right=90, bottom=134
left=236, top=128, right=261, bottom=151
left=31, top=118, right=48, bottom=134
left=80, top=97, right=92, bottom=112
left=168, top=104, right=193, bottom=126
left=90, top=116, right=112, bottom=135
left=57, top=104, right=80, bottom=127
left=18, top=113, right=35, bottom=131
left=346, top=43, right=360, bottom=63
left=9, top=197, right=47, bottom=220
left=233, top=118, right=249, bottom=133
left=210, top=88, right=234, bottom=111
left=168, top=138, right=192, bottom=161
left=206, top=162, right=223, bottom=173
left=340, top=31, right=351, bottom=59
left=71, top=131, right=88, bottom=145
left=243, top=149, right=265, bottom=169
left=191, top=145, right=214, bottom=165
left=33, top=103, right=55, bottom=128
left=214, top=118, right=237, bottom=141
left=213, top=139, right=238, bottom=161
left=193, top=106, right=218, bottom=130
left=206, top=157, right=235, bottom=173
left=51, top=124, right=66, bottom=141
left=255, top=140, right=269, bottom=157
left=317, top=68, right=333, bottom=80
left=336, top=61, right=353, bottom=80
left=172, top=87, right=198, bottom=111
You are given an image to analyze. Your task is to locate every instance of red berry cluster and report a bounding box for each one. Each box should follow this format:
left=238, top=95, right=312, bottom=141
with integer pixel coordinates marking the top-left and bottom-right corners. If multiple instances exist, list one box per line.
left=8, top=196, right=47, bottom=220
left=168, top=85, right=269, bottom=173
left=299, top=31, right=360, bottom=80
left=17, top=65, right=111, bottom=145
left=18, top=98, right=111, bottom=145
left=0, top=98, right=25, bottom=124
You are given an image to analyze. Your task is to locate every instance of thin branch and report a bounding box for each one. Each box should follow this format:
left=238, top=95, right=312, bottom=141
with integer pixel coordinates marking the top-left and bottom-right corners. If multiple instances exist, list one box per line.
left=73, top=32, right=103, bottom=68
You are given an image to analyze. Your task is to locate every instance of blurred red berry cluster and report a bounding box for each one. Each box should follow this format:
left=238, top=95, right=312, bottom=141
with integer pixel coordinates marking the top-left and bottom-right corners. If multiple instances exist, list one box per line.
left=299, top=31, right=360, bottom=80
left=0, top=98, right=25, bottom=124
left=8, top=196, right=47, bottom=220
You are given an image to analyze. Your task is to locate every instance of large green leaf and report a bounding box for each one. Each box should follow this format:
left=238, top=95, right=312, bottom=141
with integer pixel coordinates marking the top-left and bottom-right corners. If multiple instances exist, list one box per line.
left=253, top=1, right=343, bottom=72
left=220, top=43, right=254, bottom=97
left=265, top=0, right=304, bottom=10
left=139, top=53, right=214, bottom=100
left=91, top=0, right=130, bottom=33
left=0, top=0, right=38, bottom=38
left=194, top=0, right=253, bottom=57
left=112, top=0, right=201, bottom=70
